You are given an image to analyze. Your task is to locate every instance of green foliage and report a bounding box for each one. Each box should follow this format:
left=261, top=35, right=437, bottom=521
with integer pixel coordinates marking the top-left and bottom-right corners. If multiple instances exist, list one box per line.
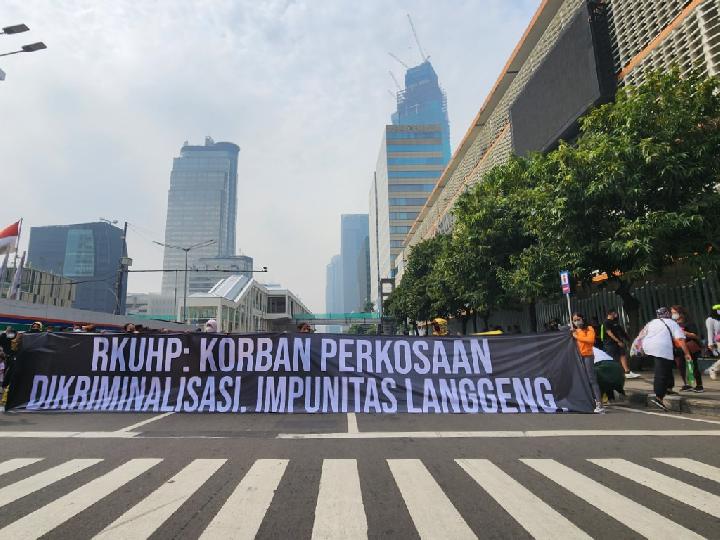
left=346, top=324, right=375, bottom=335
left=393, top=69, right=720, bottom=332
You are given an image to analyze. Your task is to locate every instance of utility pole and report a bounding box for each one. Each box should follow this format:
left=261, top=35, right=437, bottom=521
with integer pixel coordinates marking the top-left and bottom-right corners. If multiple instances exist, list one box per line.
left=115, top=221, right=129, bottom=315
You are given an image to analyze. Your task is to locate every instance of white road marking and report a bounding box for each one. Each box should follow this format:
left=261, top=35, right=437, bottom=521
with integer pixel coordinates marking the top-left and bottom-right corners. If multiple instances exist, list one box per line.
left=277, top=429, right=720, bottom=439
left=388, top=459, right=475, bottom=539
left=200, top=459, right=288, bottom=540
left=590, top=458, right=720, bottom=516
left=0, top=459, right=162, bottom=540
left=95, top=459, right=226, bottom=539
left=457, top=459, right=590, bottom=540
left=347, top=412, right=359, bottom=434
left=0, top=458, right=43, bottom=477
left=115, top=412, right=175, bottom=432
left=312, top=459, right=367, bottom=539
left=0, top=431, right=138, bottom=438
left=655, top=458, right=720, bottom=484
left=614, top=406, right=720, bottom=425
left=522, top=459, right=703, bottom=540
left=0, top=458, right=101, bottom=508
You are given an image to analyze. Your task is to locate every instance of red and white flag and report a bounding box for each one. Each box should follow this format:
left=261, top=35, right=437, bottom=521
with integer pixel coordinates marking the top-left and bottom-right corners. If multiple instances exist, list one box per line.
left=0, top=220, right=21, bottom=255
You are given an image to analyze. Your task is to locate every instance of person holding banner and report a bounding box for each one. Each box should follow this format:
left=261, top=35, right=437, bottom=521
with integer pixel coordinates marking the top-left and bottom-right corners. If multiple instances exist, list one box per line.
left=572, top=312, right=605, bottom=414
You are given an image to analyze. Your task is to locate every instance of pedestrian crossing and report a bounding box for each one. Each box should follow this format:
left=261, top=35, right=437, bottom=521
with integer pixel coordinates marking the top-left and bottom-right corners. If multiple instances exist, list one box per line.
left=0, top=455, right=717, bottom=538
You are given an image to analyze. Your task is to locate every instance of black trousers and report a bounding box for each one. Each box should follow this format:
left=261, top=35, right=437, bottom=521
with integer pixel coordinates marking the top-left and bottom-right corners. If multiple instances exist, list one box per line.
left=652, top=356, right=674, bottom=400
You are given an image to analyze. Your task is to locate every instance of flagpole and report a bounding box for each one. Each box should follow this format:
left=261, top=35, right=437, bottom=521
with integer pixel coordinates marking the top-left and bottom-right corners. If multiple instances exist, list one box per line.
left=13, top=218, right=22, bottom=268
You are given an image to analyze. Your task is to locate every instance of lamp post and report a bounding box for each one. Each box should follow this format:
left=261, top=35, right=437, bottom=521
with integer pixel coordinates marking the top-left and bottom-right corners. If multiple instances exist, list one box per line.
left=1, top=23, right=46, bottom=81
left=100, top=218, right=131, bottom=315
left=153, top=239, right=216, bottom=323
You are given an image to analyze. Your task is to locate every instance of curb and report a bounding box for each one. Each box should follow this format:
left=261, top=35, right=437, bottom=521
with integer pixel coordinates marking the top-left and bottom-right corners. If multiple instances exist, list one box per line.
left=624, top=388, right=720, bottom=417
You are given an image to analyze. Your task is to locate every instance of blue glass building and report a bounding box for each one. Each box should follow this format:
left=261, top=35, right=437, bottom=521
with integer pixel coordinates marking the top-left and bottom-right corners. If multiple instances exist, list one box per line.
left=27, top=222, right=127, bottom=314
left=369, top=60, right=450, bottom=305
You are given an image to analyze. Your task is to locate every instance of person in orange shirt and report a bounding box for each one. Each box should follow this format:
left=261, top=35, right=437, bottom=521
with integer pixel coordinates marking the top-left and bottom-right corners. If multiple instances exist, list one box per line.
left=572, top=312, right=605, bottom=414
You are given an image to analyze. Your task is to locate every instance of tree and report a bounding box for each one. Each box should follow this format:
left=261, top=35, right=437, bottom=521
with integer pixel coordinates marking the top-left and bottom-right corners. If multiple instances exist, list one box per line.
left=384, top=235, right=447, bottom=333
left=511, top=69, right=720, bottom=332
left=450, top=158, right=537, bottom=330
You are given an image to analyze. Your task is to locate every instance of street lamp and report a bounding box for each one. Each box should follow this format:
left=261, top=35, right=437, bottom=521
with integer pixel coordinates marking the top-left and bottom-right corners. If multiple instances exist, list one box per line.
left=0, top=41, right=47, bottom=57
left=1, top=24, right=29, bottom=35
left=153, top=239, right=216, bottom=323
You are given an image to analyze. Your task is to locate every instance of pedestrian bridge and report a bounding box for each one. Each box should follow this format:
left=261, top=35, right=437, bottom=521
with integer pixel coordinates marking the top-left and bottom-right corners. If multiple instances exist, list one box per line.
left=292, top=312, right=380, bottom=325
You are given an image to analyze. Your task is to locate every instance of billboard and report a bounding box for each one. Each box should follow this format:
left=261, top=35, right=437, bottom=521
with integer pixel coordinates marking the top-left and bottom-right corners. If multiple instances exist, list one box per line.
left=510, top=2, right=615, bottom=156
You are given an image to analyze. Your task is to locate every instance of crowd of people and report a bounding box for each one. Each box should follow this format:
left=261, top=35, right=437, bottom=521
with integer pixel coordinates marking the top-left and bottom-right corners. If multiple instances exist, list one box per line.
left=572, top=304, right=720, bottom=413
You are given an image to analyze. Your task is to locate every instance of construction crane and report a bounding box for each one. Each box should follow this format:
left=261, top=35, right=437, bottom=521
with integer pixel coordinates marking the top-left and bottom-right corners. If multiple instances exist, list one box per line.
left=407, top=13, right=428, bottom=63
left=388, top=52, right=409, bottom=69
left=389, top=70, right=402, bottom=90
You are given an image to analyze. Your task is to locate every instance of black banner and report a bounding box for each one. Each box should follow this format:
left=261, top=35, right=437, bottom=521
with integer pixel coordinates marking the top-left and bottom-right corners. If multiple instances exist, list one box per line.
left=6, top=331, right=594, bottom=413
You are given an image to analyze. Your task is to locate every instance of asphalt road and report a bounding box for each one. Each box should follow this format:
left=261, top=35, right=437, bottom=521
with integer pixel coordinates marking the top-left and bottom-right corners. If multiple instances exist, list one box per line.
left=0, top=407, right=719, bottom=539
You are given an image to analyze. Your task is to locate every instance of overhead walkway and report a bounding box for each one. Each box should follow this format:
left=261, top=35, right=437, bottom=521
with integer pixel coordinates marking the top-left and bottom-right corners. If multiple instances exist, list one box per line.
left=292, top=313, right=381, bottom=325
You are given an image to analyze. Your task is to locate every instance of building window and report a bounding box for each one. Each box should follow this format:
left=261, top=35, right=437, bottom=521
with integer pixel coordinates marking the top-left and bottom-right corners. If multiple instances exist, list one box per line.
left=388, top=184, right=435, bottom=192
left=390, top=226, right=411, bottom=234
left=389, top=198, right=427, bottom=206
left=387, top=157, right=444, bottom=165
left=388, top=170, right=442, bottom=179
left=389, top=212, right=419, bottom=220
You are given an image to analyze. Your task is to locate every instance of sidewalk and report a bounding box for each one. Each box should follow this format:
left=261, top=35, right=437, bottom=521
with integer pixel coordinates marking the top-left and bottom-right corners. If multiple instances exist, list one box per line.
left=622, top=370, right=720, bottom=416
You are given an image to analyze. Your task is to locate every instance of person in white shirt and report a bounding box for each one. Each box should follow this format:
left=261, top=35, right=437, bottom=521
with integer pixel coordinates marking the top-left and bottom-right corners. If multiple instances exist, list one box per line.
left=644, top=307, right=692, bottom=410
left=706, top=304, right=720, bottom=380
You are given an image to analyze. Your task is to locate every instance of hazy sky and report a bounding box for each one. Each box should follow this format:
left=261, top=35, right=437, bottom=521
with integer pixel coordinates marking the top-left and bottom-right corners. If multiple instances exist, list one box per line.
left=1, top=0, right=538, bottom=312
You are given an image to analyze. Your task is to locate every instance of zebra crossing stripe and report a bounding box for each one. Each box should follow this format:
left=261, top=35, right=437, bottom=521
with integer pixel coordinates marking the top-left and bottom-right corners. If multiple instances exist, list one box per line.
left=94, top=459, right=227, bottom=539
left=654, top=458, right=720, bottom=484
left=387, top=459, right=475, bottom=540
left=0, top=458, right=43, bottom=478
left=522, top=459, right=704, bottom=540
left=0, top=458, right=101, bottom=509
left=457, top=459, right=591, bottom=540
left=0, top=459, right=162, bottom=540
left=590, top=458, right=720, bottom=517
left=200, top=459, right=288, bottom=540
left=312, top=459, right=367, bottom=539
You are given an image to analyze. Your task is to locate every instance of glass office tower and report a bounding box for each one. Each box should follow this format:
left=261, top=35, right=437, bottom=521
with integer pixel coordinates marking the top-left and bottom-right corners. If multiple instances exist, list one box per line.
left=161, top=137, right=240, bottom=295
left=370, top=60, right=450, bottom=306
left=340, top=214, right=370, bottom=313
left=27, top=221, right=126, bottom=313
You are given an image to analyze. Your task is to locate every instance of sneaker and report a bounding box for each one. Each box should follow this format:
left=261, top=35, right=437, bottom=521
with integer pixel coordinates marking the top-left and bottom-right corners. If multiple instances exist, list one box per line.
left=593, top=405, right=606, bottom=414
left=624, top=371, right=641, bottom=379
left=693, top=387, right=704, bottom=393
left=680, top=385, right=692, bottom=392
left=649, top=396, right=668, bottom=411
left=710, top=369, right=718, bottom=381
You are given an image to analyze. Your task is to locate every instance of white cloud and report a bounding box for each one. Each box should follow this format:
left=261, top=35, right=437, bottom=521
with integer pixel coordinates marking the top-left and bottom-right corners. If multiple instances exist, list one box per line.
left=1, top=0, right=539, bottom=312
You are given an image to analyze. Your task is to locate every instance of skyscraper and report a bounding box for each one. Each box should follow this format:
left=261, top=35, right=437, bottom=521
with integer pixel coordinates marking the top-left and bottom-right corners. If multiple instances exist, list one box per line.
left=161, top=137, right=241, bottom=295
left=340, top=214, right=370, bottom=313
left=370, top=60, right=450, bottom=305
left=27, top=221, right=126, bottom=313
left=325, top=254, right=343, bottom=314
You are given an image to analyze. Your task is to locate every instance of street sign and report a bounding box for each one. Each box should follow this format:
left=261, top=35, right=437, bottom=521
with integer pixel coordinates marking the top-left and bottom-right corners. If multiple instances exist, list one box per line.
left=559, top=270, right=570, bottom=294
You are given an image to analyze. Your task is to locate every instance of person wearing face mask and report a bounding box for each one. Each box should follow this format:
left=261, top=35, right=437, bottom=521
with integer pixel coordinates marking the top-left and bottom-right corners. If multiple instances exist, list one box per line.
left=602, top=309, right=640, bottom=379
left=642, top=307, right=691, bottom=411
left=671, top=305, right=703, bottom=392
left=572, top=312, right=605, bottom=413
left=706, top=304, right=720, bottom=380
